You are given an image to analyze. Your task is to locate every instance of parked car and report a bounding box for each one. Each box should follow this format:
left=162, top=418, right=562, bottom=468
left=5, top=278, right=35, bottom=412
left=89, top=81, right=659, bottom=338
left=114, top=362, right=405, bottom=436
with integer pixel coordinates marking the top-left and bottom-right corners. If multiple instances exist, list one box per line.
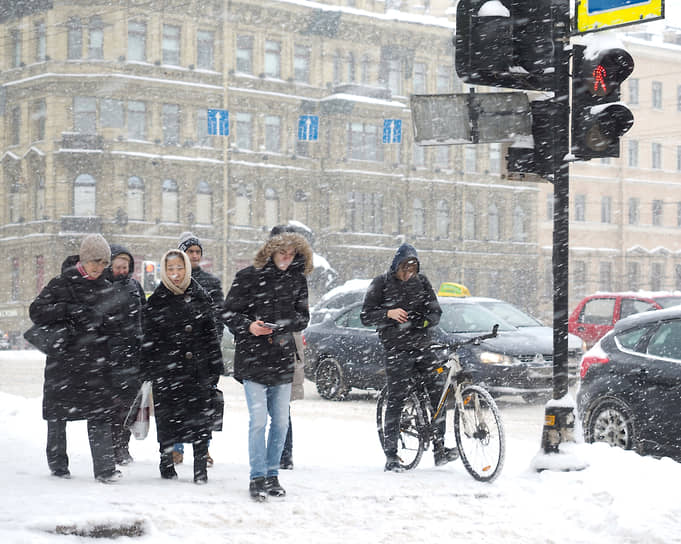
left=304, top=296, right=584, bottom=401
left=0, top=331, right=10, bottom=350
left=569, top=291, right=681, bottom=348
left=577, top=306, right=681, bottom=461
left=309, top=279, right=371, bottom=325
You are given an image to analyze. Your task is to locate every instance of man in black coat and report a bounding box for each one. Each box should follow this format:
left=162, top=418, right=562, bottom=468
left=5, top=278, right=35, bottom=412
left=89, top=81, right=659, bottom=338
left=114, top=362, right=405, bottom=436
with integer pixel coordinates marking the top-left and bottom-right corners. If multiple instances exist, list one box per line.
left=223, top=231, right=312, bottom=501
left=28, top=234, right=121, bottom=483
left=361, top=243, right=457, bottom=472
left=104, top=244, right=146, bottom=465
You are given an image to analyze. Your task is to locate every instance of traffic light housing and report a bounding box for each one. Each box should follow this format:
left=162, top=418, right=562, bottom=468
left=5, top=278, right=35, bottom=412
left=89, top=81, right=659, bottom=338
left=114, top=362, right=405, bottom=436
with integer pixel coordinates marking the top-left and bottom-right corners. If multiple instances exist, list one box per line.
left=455, top=0, right=568, bottom=92
left=571, top=44, right=634, bottom=160
left=143, top=261, right=156, bottom=292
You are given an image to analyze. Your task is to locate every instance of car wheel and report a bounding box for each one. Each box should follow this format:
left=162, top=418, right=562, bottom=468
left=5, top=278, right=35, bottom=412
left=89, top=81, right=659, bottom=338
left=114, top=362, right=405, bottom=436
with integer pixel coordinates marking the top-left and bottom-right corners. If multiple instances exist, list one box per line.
left=584, top=397, right=636, bottom=450
left=315, top=358, right=348, bottom=400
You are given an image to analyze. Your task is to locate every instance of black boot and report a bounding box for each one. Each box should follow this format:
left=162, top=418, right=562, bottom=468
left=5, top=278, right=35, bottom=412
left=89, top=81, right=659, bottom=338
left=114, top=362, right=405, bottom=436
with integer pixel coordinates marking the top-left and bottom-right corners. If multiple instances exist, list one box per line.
left=193, top=440, right=208, bottom=484
left=160, top=450, right=178, bottom=480
left=434, top=446, right=459, bottom=466
left=249, top=477, right=267, bottom=502
left=265, top=476, right=286, bottom=497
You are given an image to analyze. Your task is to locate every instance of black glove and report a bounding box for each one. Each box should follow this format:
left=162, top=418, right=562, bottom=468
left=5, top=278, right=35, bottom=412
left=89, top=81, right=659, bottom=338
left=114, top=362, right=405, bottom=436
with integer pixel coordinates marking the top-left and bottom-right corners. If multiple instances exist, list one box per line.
left=67, top=304, right=103, bottom=330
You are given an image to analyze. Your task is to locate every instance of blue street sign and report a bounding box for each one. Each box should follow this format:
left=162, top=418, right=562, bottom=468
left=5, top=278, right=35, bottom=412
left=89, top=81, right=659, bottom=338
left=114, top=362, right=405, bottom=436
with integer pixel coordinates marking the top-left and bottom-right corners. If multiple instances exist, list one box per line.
left=207, top=109, right=229, bottom=136
left=298, top=115, right=319, bottom=141
left=383, top=119, right=402, bottom=144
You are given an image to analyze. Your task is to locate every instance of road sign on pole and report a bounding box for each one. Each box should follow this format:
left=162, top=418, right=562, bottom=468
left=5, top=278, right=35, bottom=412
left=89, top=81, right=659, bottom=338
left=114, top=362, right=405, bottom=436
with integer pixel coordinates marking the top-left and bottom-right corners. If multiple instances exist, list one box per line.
left=298, top=115, right=319, bottom=141
left=207, top=109, right=229, bottom=136
left=382, top=119, right=402, bottom=143
left=576, top=0, right=664, bottom=34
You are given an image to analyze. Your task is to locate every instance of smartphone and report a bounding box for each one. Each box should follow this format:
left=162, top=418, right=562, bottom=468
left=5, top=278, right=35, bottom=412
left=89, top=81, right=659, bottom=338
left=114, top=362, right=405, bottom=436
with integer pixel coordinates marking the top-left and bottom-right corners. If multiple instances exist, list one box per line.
left=262, top=322, right=278, bottom=329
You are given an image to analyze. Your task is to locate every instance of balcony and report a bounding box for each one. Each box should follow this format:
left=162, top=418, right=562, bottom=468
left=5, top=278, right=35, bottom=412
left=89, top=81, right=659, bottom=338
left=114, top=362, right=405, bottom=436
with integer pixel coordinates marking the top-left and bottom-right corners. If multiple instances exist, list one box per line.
left=61, top=216, right=102, bottom=233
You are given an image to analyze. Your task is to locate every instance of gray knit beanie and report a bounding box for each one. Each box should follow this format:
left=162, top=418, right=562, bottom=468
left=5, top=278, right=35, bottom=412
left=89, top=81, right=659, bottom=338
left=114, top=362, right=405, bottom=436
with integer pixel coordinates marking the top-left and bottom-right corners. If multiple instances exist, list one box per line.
left=79, top=234, right=111, bottom=264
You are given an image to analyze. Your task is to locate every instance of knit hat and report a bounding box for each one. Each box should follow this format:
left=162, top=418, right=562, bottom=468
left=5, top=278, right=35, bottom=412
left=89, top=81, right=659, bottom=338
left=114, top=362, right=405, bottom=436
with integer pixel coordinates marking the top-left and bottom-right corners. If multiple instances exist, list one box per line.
left=79, top=234, right=111, bottom=264
left=178, top=231, right=202, bottom=254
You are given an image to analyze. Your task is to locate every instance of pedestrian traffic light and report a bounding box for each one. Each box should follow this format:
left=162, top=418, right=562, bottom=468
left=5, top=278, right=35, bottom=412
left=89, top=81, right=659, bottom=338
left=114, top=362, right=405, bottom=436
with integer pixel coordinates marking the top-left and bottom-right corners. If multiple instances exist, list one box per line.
left=455, top=0, right=567, bottom=92
left=143, top=261, right=156, bottom=292
left=571, top=44, right=634, bottom=160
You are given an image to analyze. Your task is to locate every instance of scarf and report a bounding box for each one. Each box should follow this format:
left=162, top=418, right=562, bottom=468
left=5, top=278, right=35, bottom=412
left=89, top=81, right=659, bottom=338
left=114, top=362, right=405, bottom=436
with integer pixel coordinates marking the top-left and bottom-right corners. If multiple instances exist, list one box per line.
left=160, top=250, right=192, bottom=295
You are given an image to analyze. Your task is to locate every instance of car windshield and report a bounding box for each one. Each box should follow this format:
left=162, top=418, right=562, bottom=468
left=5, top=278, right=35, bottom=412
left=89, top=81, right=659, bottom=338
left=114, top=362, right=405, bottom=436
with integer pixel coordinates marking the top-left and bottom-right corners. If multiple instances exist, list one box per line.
left=652, top=296, right=681, bottom=309
left=477, top=300, right=542, bottom=327
left=439, top=302, right=516, bottom=333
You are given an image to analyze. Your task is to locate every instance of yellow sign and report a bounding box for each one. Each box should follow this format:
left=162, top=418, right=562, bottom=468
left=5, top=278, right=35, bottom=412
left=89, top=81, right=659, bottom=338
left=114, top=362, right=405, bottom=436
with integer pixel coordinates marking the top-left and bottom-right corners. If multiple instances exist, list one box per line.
left=576, top=0, right=664, bottom=34
left=437, top=282, right=471, bottom=297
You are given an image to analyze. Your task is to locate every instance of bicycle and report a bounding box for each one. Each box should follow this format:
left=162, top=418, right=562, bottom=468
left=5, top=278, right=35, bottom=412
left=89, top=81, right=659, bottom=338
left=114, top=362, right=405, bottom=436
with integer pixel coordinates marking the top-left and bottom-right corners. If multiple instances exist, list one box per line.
left=376, top=325, right=505, bottom=482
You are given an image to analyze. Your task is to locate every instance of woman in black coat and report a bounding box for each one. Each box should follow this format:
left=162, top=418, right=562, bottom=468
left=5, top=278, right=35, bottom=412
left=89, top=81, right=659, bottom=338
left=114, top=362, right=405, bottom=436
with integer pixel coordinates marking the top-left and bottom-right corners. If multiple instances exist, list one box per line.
left=28, top=234, right=121, bottom=483
left=141, top=249, right=223, bottom=484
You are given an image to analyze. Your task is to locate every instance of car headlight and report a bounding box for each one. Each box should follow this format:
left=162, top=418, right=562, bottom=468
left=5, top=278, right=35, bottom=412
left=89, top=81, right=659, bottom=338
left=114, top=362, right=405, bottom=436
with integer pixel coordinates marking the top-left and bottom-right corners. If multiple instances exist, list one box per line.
left=478, top=351, right=516, bottom=365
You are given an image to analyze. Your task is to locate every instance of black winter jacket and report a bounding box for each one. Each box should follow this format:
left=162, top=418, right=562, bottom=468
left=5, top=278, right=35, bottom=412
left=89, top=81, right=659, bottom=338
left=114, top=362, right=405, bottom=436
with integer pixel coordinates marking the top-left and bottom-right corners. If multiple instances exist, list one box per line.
left=191, top=266, right=224, bottom=339
left=141, top=280, right=223, bottom=445
left=29, top=255, right=116, bottom=421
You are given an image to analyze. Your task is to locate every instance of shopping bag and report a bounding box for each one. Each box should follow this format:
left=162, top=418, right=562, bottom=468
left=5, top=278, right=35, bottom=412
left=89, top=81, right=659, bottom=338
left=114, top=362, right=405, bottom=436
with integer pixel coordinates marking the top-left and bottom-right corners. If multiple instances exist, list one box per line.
left=124, top=381, right=152, bottom=440
left=23, top=322, right=71, bottom=355
left=210, top=387, right=224, bottom=432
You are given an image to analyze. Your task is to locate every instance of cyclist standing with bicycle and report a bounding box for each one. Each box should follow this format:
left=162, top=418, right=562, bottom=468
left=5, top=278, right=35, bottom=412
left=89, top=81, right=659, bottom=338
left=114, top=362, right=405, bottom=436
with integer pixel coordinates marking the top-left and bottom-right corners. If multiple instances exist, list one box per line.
left=361, top=243, right=458, bottom=472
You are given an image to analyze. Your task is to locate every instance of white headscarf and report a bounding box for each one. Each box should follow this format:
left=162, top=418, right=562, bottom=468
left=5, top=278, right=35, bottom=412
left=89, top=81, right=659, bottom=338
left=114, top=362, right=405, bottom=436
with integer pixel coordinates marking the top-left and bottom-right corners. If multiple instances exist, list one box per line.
left=160, top=249, right=192, bottom=295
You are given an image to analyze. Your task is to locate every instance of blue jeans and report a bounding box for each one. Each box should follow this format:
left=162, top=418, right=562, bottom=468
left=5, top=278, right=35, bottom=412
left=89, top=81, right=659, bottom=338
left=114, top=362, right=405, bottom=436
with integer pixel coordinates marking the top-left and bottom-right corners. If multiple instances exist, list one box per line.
left=243, top=380, right=291, bottom=480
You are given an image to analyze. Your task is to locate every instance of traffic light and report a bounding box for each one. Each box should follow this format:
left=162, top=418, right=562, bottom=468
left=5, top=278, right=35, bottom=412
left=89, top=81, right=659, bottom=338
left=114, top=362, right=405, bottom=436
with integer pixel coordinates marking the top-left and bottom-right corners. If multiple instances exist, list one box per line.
left=571, top=44, right=634, bottom=160
left=143, top=261, right=156, bottom=292
left=455, top=0, right=568, bottom=92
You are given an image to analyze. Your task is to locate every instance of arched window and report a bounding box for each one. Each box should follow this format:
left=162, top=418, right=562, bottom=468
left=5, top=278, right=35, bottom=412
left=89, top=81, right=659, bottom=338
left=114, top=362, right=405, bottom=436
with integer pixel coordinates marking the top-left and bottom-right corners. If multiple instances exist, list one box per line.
left=265, top=187, right=279, bottom=228
left=73, top=173, right=96, bottom=216
left=234, top=183, right=251, bottom=226
left=436, top=200, right=449, bottom=239
left=35, top=174, right=46, bottom=220
left=513, top=205, right=526, bottom=241
left=488, top=202, right=499, bottom=241
left=196, top=181, right=212, bottom=225
left=161, top=178, right=178, bottom=222
left=464, top=201, right=476, bottom=240
left=413, top=198, right=425, bottom=236
left=127, top=176, right=144, bottom=220
left=333, top=50, right=342, bottom=85
left=347, top=52, right=356, bottom=83
left=293, top=189, right=308, bottom=224
left=8, top=174, right=25, bottom=223
left=361, top=55, right=371, bottom=84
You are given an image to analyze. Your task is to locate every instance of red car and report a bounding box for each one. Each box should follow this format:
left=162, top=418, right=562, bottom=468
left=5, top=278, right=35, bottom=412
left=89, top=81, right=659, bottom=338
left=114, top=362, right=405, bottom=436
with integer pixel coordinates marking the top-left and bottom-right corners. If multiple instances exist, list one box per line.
left=569, top=292, right=681, bottom=348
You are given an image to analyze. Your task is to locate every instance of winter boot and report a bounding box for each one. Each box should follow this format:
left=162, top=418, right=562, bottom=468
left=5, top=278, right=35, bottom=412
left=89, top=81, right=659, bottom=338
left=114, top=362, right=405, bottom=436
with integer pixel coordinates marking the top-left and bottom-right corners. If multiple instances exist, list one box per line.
left=160, top=451, right=178, bottom=480
left=96, top=469, right=123, bottom=484
left=434, top=446, right=459, bottom=466
left=193, top=440, right=209, bottom=484
left=384, top=455, right=405, bottom=473
left=51, top=468, right=71, bottom=479
left=249, top=477, right=268, bottom=502
left=280, top=458, right=294, bottom=470
left=264, top=476, right=286, bottom=497
left=115, top=448, right=134, bottom=466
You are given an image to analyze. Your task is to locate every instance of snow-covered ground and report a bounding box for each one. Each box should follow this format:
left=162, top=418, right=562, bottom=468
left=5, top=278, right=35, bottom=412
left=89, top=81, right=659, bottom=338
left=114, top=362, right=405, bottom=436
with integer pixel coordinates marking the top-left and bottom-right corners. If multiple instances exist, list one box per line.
left=1, top=350, right=680, bottom=543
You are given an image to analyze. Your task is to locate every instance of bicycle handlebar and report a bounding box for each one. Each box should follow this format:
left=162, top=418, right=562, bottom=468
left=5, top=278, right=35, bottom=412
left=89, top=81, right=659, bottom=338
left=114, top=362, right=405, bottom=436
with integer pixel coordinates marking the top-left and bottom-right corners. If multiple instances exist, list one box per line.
left=430, top=324, right=499, bottom=352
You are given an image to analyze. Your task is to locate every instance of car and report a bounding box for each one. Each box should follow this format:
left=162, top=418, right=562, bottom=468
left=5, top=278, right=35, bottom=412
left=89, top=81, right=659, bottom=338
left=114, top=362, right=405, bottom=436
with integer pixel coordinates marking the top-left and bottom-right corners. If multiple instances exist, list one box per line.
left=304, top=296, right=584, bottom=401
left=577, top=305, right=681, bottom=461
left=569, top=291, right=681, bottom=349
left=309, top=279, right=371, bottom=325
left=0, top=331, right=9, bottom=350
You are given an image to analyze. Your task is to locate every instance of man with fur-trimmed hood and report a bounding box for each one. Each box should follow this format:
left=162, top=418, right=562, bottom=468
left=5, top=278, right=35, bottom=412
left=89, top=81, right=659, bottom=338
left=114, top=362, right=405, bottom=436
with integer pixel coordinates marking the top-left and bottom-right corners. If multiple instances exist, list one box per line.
left=223, top=231, right=312, bottom=501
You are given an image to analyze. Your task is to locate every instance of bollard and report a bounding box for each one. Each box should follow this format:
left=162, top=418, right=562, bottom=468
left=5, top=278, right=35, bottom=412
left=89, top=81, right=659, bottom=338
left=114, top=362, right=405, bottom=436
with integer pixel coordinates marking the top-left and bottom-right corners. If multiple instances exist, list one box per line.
left=540, top=405, right=576, bottom=453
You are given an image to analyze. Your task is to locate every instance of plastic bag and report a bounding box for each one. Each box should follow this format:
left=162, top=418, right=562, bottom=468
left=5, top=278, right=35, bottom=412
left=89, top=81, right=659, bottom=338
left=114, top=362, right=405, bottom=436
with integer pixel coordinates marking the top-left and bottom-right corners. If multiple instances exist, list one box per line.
left=124, top=381, right=152, bottom=440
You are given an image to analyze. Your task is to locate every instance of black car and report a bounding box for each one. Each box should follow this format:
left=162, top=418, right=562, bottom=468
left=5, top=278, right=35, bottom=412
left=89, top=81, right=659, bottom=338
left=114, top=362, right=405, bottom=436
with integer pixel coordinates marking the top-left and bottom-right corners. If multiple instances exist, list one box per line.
left=304, top=297, right=582, bottom=400
left=577, top=306, right=681, bottom=461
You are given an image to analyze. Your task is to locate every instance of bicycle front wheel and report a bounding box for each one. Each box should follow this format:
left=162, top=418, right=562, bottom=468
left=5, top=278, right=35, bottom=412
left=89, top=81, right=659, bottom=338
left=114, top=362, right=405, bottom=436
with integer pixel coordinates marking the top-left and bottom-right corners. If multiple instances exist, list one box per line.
left=376, top=386, right=426, bottom=470
left=454, top=385, right=505, bottom=482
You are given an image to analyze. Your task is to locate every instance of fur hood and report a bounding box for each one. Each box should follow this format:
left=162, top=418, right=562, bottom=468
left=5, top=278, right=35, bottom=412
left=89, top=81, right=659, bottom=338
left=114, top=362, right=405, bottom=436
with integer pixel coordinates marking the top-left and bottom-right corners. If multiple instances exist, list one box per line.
left=253, top=232, right=314, bottom=275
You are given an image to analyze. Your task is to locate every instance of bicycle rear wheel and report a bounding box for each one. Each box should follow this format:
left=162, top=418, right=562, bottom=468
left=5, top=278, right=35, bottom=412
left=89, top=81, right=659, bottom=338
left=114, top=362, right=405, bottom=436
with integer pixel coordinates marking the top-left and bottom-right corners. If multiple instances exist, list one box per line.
left=454, top=384, right=505, bottom=482
left=376, top=386, right=426, bottom=470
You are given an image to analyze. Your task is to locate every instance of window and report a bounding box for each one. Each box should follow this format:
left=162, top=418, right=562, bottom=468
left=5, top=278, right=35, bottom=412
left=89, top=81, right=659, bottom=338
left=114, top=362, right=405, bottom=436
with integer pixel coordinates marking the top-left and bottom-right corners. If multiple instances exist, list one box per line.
left=333, top=50, right=342, bottom=85
left=234, top=183, right=251, bottom=225
left=652, top=142, right=662, bottom=169
left=236, top=112, right=253, bottom=150
left=434, top=147, right=449, bottom=168
left=386, top=58, right=402, bottom=95
left=436, top=65, right=450, bottom=92
left=264, top=40, right=281, bottom=78
left=8, top=175, right=24, bottom=223
left=628, top=197, right=639, bottom=225
left=346, top=52, right=356, bottom=83
left=161, top=179, right=179, bottom=222
left=128, top=21, right=146, bottom=61
left=652, top=81, right=662, bottom=109
left=293, top=190, right=309, bottom=223
left=236, top=35, right=253, bottom=73
left=35, top=175, right=45, bottom=220
left=196, top=181, right=212, bottom=224
left=101, top=99, right=123, bottom=128
left=35, top=22, right=46, bottom=62
left=652, top=200, right=663, bottom=226
left=628, top=140, right=638, bottom=167
left=413, top=198, right=426, bottom=236
left=265, top=188, right=279, bottom=228
left=413, top=62, right=427, bottom=94
left=627, top=261, right=640, bottom=290
left=197, top=30, right=214, bottom=70
left=294, top=44, right=311, bottom=83
left=10, top=29, right=21, bottom=67
left=128, top=100, right=146, bottom=139
left=512, top=206, right=525, bottom=241
left=73, top=174, right=96, bottom=216
left=436, top=200, right=449, bottom=239
left=10, top=106, right=20, bottom=145
left=11, top=258, right=19, bottom=302
left=573, top=261, right=587, bottom=298
left=488, top=203, right=499, bottom=240
left=162, top=24, right=181, bottom=65
left=413, top=144, right=425, bottom=167
left=88, top=16, right=104, bottom=59
left=348, top=122, right=383, bottom=161
left=574, top=194, right=586, bottom=221
left=546, top=193, right=553, bottom=221
left=489, top=144, right=501, bottom=174
left=646, top=321, right=681, bottom=361
left=31, top=99, right=46, bottom=141
left=464, top=201, right=476, bottom=239
left=127, top=176, right=144, bottom=220
left=346, top=192, right=383, bottom=233
left=196, top=109, right=210, bottom=146
left=601, top=196, right=611, bottom=223
left=265, top=115, right=281, bottom=152
left=67, top=17, right=82, bottom=59
left=599, top=261, right=612, bottom=291
left=73, top=96, right=96, bottom=133
left=464, top=145, right=476, bottom=172
left=162, top=104, right=180, bottom=145
left=621, top=298, right=657, bottom=319
left=628, top=78, right=639, bottom=105
left=651, top=262, right=664, bottom=291
left=360, top=55, right=370, bottom=84
left=580, top=298, right=615, bottom=325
